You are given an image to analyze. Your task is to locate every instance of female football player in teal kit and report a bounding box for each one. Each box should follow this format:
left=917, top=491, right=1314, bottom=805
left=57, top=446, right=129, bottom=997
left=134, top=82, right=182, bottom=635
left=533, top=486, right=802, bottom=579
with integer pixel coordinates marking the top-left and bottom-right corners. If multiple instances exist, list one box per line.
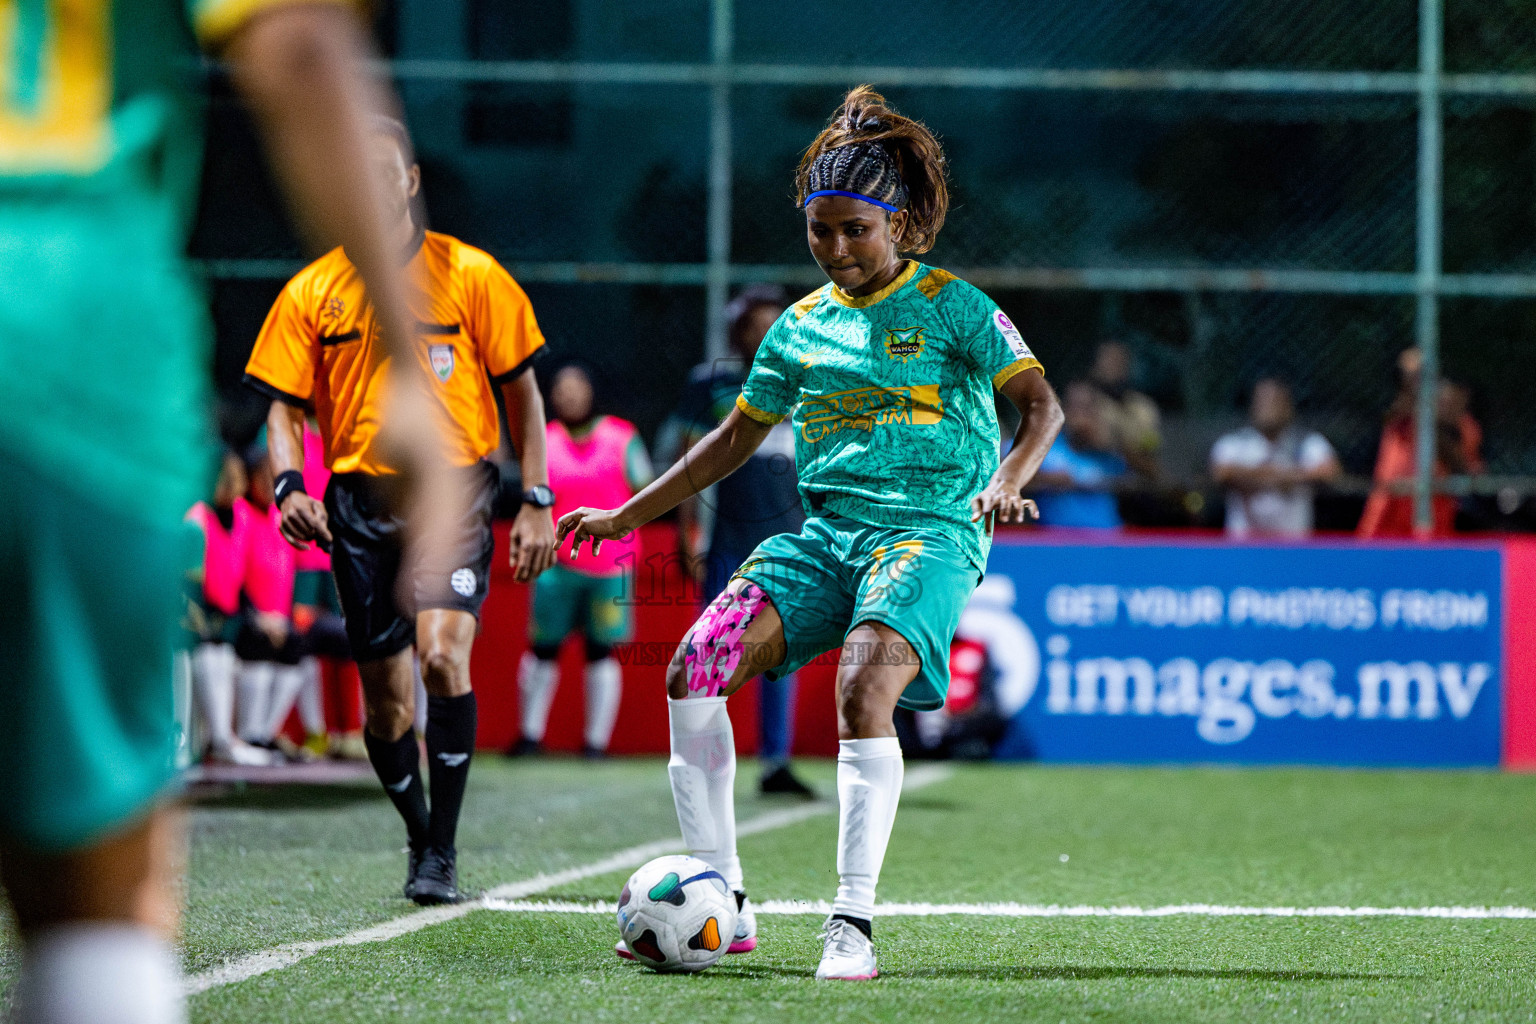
left=558, top=86, right=1064, bottom=980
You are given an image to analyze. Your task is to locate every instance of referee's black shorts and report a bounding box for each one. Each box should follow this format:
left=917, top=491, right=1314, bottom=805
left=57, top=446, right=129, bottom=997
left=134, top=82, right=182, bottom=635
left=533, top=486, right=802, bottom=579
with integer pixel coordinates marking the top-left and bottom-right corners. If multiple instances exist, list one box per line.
left=324, top=461, right=497, bottom=663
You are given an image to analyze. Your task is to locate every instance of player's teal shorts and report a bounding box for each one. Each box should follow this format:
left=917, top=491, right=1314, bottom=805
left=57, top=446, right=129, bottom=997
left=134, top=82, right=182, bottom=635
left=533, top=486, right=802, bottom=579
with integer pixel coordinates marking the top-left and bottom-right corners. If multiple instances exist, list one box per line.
left=733, top=513, right=981, bottom=711
left=529, top=563, right=633, bottom=649
left=0, top=454, right=186, bottom=851
left=293, top=568, right=343, bottom=616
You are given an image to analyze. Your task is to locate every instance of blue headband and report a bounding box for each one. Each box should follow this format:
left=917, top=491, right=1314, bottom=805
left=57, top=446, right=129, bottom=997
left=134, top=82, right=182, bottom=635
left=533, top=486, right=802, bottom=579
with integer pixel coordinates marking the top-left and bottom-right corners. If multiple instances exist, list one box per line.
left=803, top=189, right=900, bottom=213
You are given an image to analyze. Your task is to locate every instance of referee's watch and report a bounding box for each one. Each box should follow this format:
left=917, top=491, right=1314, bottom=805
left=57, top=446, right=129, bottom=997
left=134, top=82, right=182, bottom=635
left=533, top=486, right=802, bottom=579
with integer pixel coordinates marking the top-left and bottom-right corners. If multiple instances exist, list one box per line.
left=522, top=485, right=556, bottom=509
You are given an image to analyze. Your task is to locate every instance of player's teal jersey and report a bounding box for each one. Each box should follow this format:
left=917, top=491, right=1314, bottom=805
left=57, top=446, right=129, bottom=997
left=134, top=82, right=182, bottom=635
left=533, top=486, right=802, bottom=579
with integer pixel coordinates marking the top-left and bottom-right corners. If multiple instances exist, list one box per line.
left=0, top=0, right=353, bottom=521
left=736, top=261, right=1043, bottom=573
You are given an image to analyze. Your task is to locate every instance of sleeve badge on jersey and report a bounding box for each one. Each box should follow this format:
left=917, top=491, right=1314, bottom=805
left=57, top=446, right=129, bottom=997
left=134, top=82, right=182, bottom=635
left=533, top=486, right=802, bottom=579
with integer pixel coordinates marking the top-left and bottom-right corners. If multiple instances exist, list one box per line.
left=993, top=310, right=1032, bottom=359
left=430, top=344, right=456, bottom=382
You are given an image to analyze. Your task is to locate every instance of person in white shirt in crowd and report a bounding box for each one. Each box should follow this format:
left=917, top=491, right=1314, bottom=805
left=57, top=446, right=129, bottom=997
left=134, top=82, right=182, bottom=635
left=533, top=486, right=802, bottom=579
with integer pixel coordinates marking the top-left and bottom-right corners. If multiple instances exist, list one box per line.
left=1211, top=377, right=1342, bottom=539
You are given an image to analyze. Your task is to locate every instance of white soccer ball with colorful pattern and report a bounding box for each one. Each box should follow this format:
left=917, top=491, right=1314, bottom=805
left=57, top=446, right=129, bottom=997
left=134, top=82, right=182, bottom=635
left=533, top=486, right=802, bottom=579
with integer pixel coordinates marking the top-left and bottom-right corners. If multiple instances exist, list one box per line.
left=616, top=855, right=738, bottom=973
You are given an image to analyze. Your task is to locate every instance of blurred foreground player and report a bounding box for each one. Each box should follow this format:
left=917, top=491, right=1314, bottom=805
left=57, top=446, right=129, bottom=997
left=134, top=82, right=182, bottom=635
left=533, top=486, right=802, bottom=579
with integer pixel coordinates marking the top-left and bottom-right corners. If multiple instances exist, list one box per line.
left=0, top=3, right=451, bottom=1022
left=515, top=363, right=652, bottom=757
left=561, top=87, right=1063, bottom=980
left=246, top=117, right=558, bottom=904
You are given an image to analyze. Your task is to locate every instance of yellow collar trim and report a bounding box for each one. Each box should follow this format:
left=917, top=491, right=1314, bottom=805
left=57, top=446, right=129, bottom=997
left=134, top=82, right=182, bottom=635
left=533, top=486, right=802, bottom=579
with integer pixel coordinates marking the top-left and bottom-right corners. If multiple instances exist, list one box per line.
left=830, top=261, right=920, bottom=309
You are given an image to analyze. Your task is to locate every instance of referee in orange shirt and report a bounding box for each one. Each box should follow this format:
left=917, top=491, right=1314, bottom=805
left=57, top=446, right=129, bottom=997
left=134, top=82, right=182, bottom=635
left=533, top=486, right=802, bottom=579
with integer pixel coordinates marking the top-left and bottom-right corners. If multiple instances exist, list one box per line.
left=245, top=117, right=558, bottom=904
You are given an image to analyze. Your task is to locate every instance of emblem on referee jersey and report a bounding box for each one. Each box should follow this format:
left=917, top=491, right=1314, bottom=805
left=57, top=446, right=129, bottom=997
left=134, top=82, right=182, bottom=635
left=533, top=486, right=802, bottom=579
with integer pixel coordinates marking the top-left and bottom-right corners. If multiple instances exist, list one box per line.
left=451, top=568, right=477, bottom=597
left=429, top=344, right=455, bottom=382
left=883, top=326, right=927, bottom=362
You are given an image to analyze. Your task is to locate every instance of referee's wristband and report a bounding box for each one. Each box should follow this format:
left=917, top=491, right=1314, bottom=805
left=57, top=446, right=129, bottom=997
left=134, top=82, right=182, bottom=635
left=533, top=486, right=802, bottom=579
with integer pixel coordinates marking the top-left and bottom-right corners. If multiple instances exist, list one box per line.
left=273, top=470, right=307, bottom=508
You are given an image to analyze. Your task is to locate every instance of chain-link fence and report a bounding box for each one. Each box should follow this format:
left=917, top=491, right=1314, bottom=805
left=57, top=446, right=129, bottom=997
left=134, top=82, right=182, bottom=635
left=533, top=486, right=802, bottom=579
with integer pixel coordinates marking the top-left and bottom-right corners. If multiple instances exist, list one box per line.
left=195, top=0, right=1536, bottom=530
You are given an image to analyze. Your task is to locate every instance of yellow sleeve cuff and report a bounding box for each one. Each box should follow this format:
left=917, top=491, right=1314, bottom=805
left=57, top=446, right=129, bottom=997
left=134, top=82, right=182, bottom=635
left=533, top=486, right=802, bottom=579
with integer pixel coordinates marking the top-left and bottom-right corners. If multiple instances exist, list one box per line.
left=194, top=0, right=359, bottom=49
left=736, top=394, right=786, bottom=426
left=992, top=357, right=1044, bottom=390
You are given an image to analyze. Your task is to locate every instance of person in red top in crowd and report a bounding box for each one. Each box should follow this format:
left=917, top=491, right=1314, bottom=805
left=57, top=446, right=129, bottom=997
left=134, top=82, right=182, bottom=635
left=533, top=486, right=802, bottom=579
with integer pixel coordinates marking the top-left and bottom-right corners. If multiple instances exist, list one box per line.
left=187, top=452, right=275, bottom=767
left=512, top=364, right=653, bottom=758
left=232, top=443, right=307, bottom=759
left=290, top=419, right=365, bottom=758
left=1358, top=348, right=1484, bottom=538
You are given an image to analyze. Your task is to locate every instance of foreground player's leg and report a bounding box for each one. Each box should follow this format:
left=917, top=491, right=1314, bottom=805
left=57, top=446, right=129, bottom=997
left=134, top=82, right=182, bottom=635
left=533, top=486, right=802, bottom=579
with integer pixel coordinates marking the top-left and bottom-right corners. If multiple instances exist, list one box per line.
left=415, top=609, right=479, bottom=905
left=818, top=621, right=920, bottom=982
left=639, top=582, right=786, bottom=959
left=358, top=650, right=430, bottom=897
left=5, top=808, right=186, bottom=1024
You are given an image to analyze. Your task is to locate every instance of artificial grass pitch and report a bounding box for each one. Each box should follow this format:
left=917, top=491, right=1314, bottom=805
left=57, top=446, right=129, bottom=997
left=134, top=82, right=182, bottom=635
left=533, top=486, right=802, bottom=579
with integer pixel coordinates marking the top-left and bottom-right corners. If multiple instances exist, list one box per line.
left=27, top=759, right=1536, bottom=1021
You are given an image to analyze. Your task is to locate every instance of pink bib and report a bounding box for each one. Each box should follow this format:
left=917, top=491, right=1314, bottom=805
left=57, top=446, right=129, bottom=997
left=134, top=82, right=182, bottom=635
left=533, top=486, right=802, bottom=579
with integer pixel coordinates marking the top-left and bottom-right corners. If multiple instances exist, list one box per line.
left=294, top=423, right=333, bottom=572
left=240, top=498, right=297, bottom=614
left=549, top=416, right=640, bottom=576
left=187, top=502, right=245, bottom=615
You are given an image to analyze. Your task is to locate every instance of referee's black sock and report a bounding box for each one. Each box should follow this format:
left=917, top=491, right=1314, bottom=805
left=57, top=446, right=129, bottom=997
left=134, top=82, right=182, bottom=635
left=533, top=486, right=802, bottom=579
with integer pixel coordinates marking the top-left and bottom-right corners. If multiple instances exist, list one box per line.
left=425, top=692, right=477, bottom=851
left=363, top=727, right=429, bottom=851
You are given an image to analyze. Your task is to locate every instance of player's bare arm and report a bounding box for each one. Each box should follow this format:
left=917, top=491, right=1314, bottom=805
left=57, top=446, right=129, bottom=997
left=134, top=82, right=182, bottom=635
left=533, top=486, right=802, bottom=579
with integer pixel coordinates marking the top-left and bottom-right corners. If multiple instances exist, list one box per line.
left=558, top=407, right=774, bottom=557
left=224, top=4, right=467, bottom=576
left=971, top=367, right=1064, bottom=529
left=266, top=400, right=332, bottom=550
left=501, top=373, right=558, bottom=582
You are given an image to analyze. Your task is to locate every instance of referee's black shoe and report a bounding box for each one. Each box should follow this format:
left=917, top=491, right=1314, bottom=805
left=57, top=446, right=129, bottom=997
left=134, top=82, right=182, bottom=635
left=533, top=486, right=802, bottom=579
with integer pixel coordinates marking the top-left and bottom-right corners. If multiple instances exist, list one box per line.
left=403, top=844, right=425, bottom=900
left=411, top=847, right=462, bottom=905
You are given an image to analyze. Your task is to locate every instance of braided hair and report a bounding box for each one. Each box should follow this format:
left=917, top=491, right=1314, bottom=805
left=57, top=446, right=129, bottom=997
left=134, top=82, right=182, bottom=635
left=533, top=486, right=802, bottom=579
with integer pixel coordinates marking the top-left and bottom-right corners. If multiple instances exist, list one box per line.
left=795, top=86, right=949, bottom=254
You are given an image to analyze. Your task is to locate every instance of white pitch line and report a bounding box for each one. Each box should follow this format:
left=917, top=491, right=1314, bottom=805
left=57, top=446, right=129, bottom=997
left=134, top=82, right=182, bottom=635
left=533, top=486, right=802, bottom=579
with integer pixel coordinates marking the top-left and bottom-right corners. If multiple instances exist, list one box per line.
left=482, top=898, right=1536, bottom=921
left=185, top=764, right=952, bottom=995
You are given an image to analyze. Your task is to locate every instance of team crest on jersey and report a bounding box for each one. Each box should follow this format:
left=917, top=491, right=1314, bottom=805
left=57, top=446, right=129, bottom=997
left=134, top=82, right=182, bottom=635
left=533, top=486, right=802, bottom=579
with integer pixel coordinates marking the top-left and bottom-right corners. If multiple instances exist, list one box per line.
left=429, top=344, right=455, bottom=382
left=883, top=326, right=927, bottom=362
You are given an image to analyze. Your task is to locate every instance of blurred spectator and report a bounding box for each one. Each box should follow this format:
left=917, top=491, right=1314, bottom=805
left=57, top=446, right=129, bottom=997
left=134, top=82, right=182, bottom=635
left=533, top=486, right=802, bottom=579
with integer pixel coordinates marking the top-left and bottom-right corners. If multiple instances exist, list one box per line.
left=186, top=452, right=273, bottom=766
left=1031, top=381, right=1129, bottom=530
left=1086, top=340, right=1162, bottom=479
left=1358, top=348, right=1484, bottom=538
left=289, top=419, right=365, bottom=759
left=659, top=285, right=814, bottom=797
left=513, top=363, right=652, bottom=758
left=1211, top=378, right=1341, bottom=539
left=233, top=442, right=307, bottom=760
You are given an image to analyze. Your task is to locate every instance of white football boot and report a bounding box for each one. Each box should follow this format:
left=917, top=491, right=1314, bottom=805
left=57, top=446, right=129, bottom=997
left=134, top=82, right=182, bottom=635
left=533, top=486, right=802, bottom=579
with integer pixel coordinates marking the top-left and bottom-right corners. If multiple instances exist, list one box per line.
left=728, top=895, right=757, bottom=952
left=616, top=892, right=757, bottom=961
left=815, top=917, right=878, bottom=981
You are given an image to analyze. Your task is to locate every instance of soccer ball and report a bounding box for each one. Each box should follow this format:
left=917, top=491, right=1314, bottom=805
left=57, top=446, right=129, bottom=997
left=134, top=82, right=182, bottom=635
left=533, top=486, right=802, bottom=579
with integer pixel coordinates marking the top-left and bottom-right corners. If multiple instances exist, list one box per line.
left=616, top=855, right=738, bottom=973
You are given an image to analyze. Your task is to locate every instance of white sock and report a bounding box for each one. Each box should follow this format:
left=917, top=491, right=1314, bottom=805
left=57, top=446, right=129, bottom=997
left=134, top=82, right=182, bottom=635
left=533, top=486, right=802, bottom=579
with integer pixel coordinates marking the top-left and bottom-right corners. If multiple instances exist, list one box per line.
left=262, top=665, right=305, bottom=742
left=235, top=661, right=274, bottom=743
left=192, top=643, right=237, bottom=750
left=14, top=923, right=185, bottom=1024
left=518, top=653, right=559, bottom=743
left=297, top=658, right=326, bottom=737
left=412, top=656, right=428, bottom=736
left=831, top=737, right=904, bottom=922
left=667, top=696, right=742, bottom=890
left=583, top=658, right=622, bottom=751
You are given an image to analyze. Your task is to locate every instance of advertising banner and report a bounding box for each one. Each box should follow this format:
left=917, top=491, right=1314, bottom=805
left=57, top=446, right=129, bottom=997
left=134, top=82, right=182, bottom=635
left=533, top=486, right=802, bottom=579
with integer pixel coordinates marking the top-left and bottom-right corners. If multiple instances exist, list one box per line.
left=985, top=539, right=1504, bottom=766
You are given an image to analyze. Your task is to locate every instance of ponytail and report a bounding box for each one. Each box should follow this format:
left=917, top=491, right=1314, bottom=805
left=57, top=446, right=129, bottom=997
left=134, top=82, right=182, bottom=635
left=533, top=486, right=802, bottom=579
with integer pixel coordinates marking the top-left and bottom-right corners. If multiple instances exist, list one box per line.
left=794, top=86, right=949, bottom=253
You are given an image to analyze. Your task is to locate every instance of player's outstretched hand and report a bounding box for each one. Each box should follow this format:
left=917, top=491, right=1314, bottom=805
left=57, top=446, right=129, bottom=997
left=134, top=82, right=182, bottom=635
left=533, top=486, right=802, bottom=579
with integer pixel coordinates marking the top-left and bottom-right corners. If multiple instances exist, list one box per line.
left=278, top=492, right=333, bottom=550
left=556, top=507, right=632, bottom=560
left=970, top=482, right=1039, bottom=532
left=509, top=505, right=557, bottom=583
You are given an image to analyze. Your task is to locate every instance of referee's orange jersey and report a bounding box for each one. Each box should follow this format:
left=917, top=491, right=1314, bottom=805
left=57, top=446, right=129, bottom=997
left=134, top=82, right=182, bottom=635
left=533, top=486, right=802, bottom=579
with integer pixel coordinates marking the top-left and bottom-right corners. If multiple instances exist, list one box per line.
left=244, top=229, right=545, bottom=475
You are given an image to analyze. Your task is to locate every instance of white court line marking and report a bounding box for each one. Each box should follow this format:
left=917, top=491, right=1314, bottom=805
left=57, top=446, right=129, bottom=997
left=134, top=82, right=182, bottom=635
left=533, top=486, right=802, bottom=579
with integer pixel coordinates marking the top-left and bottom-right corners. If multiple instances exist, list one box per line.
left=185, top=764, right=953, bottom=995
left=483, top=899, right=1536, bottom=921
